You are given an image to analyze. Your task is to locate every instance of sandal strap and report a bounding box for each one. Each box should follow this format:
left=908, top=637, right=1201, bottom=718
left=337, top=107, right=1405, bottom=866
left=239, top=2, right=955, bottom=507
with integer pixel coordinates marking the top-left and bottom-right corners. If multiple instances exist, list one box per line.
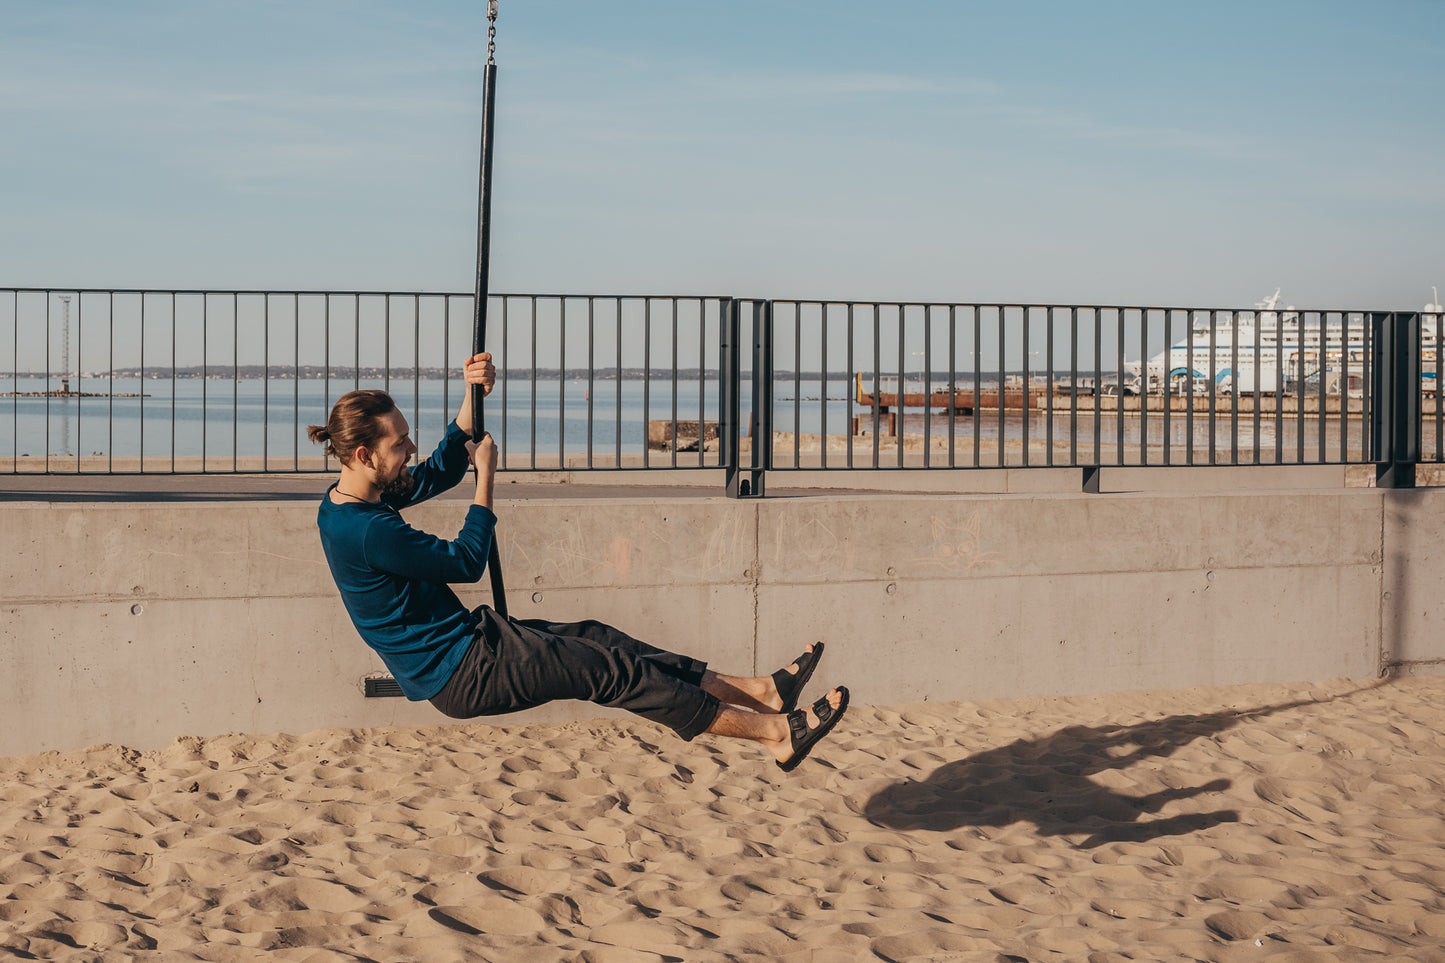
left=810, top=693, right=838, bottom=726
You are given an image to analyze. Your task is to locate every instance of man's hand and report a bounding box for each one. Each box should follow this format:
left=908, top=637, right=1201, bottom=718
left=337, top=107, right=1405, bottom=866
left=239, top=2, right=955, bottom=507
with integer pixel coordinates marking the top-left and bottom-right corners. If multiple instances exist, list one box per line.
left=467, top=431, right=498, bottom=509
left=456, top=353, right=497, bottom=436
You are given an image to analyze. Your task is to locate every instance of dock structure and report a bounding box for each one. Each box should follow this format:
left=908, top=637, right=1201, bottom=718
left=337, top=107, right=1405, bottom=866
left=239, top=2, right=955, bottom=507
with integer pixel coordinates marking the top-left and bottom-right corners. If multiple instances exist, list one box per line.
left=853, top=372, right=1034, bottom=435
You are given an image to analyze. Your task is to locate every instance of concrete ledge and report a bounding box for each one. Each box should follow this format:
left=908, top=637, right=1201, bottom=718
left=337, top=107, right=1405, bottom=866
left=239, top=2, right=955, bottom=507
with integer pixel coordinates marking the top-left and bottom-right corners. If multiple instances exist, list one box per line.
left=1100, top=465, right=1349, bottom=492
left=3, top=485, right=1442, bottom=756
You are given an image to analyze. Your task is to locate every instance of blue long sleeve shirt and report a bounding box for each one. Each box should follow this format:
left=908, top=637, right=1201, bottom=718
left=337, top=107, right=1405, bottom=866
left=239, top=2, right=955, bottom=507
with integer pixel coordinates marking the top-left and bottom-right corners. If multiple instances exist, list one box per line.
left=317, top=420, right=496, bottom=700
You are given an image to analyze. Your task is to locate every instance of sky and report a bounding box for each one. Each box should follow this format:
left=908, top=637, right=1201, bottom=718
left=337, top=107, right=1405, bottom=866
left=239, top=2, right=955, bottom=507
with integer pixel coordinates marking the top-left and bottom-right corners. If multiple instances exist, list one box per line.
left=3, top=0, right=1443, bottom=311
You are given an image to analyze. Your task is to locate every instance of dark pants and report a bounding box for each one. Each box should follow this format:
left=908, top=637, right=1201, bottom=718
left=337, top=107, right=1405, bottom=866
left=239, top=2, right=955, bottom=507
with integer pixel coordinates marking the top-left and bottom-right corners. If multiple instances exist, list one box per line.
left=429, top=607, right=723, bottom=741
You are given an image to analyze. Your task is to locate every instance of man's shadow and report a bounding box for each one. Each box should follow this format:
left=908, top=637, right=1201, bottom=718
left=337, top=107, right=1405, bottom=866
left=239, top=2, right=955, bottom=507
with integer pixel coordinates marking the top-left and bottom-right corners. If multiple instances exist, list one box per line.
left=865, top=684, right=1384, bottom=849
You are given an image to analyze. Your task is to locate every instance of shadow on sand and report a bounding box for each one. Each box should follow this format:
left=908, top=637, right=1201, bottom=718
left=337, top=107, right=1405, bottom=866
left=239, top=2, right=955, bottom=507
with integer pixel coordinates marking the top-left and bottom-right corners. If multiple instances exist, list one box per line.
left=864, top=683, right=1387, bottom=849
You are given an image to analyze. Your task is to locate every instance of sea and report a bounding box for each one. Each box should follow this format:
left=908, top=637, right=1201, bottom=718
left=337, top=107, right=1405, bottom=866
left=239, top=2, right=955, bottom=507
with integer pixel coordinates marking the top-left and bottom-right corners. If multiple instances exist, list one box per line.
left=2, top=375, right=1343, bottom=465
left=2, top=375, right=880, bottom=461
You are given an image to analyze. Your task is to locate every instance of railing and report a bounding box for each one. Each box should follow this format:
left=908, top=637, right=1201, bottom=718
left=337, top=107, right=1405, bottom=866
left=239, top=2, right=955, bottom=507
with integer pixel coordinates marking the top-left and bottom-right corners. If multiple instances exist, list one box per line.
left=3, top=288, right=1440, bottom=491
left=744, top=300, right=1442, bottom=492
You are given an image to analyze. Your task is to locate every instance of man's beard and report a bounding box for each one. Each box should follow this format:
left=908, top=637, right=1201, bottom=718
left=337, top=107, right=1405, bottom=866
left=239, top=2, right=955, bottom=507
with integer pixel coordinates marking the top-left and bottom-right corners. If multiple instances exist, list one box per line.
left=379, top=465, right=415, bottom=499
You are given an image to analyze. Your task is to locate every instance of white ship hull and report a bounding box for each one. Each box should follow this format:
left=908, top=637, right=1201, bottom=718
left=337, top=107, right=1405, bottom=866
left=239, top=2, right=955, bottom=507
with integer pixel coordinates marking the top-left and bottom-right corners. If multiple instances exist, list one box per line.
left=1143, top=292, right=1440, bottom=396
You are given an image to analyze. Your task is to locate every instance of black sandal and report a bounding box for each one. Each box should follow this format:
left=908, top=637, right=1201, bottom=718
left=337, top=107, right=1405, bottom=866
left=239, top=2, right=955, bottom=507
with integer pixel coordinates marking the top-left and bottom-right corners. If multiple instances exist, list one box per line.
left=771, top=641, right=824, bottom=713
left=777, top=687, right=849, bottom=772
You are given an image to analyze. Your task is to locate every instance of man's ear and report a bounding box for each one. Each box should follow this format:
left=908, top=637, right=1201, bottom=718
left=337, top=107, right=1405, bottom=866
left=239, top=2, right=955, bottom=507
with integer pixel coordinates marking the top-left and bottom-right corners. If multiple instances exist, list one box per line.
left=353, top=444, right=376, bottom=470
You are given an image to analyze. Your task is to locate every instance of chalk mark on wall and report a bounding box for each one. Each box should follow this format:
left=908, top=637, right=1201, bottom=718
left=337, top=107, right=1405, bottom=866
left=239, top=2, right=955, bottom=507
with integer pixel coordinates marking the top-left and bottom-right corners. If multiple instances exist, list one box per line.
left=914, top=512, right=1003, bottom=573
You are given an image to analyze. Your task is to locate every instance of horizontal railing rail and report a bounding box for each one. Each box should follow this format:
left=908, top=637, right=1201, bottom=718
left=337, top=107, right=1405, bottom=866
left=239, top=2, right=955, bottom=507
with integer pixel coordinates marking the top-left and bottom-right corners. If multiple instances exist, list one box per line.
left=3, top=287, right=1439, bottom=491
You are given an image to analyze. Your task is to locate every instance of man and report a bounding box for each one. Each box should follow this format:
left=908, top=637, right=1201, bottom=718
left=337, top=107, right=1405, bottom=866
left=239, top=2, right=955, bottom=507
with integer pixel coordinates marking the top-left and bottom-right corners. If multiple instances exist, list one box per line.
left=308, top=354, right=847, bottom=771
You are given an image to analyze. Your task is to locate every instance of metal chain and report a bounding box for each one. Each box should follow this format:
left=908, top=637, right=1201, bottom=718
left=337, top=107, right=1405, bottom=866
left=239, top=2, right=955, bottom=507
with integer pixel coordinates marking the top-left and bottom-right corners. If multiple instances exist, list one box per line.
left=487, top=0, right=498, bottom=64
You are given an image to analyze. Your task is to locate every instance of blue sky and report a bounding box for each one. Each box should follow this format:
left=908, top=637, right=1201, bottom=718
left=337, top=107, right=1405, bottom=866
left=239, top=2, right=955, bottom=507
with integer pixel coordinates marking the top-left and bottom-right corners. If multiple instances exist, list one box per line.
left=3, top=0, right=1443, bottom=310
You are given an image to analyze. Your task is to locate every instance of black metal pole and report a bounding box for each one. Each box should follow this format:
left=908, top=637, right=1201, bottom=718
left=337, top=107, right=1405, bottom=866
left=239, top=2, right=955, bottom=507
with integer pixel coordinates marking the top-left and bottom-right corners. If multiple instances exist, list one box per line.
left=473, top=60, right=508, bottom=616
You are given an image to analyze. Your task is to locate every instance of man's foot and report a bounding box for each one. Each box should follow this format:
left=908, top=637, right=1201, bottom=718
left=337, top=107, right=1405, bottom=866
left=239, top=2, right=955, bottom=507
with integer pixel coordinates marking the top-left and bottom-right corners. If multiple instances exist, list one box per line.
left=774, top=686, right=849, bottom=772
left=769, top=641, right=824, bottom=713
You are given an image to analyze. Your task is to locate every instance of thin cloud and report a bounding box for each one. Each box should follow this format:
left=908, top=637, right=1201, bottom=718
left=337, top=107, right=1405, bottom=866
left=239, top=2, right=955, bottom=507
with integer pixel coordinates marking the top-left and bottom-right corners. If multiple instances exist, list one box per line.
left=685, top=69, right=998, bottom=101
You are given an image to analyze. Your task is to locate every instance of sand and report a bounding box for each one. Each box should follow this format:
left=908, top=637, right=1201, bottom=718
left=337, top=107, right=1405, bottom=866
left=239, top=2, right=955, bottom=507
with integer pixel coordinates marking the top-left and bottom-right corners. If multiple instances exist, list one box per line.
left=2, top=677, right=1444, bottom=961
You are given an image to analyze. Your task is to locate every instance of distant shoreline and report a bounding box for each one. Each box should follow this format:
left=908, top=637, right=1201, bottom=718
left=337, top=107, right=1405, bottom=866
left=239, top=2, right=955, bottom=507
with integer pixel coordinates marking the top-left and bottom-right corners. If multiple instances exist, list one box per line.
left=9, top=367, right=728, bottom=382
left=7, top=368, right=1017, bottom=382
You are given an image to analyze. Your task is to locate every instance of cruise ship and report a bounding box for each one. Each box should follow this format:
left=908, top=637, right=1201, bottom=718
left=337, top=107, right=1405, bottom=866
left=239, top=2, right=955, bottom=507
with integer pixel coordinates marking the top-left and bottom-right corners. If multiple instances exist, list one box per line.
left=1141, top=289, right=1441, bottom=396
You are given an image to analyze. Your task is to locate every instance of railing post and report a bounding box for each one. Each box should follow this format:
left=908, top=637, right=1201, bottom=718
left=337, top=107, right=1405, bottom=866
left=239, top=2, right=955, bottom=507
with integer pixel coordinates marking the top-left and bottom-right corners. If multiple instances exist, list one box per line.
left=753, top=299, right=773, bottom=493
left=720, top=297, right=739, bottom=494
left=1371, top=311, right=1420, bottom=488
left=723, top=298, right=768, bottom=498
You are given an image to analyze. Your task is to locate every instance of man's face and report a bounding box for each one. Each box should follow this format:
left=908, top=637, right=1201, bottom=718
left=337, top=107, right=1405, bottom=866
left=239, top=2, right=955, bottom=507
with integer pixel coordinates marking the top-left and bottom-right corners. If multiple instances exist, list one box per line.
left=368, top=409, right=418, bottom=496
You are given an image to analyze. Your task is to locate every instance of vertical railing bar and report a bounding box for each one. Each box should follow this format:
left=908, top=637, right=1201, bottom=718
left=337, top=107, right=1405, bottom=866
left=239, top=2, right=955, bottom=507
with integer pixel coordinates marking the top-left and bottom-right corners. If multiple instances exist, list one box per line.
left=1045, top=306, right=1055, bottom=467
left=441, top=295, right=448, bottom=448
left=760, top=299, right=775, bottom=480
left=699, top=299, right=709, bottom=469
left=500, top=296, right=509, bottom=465
left=1317, top=312, right=1328, bottom=464
left=1352, top=311, right=1362, bottom=464
left=202, top=294, right=210, bottom=472
left=846, top=303, right=855, bottom=470
left=8, top=291, right=14, bottom=467
left=44, top=292, right=50, bottom=472
left=139, top=293, right=146, bottom=472
left=1139, top=308, right=1149, bottom=466
left=896, top=304, right=906, bottom=469
left=820, top=303, right=830, bottom=470
left=1092, top=308, right=1102, bottom=465
left=974, top=305, right=983, bottom=468
left=643, top=298, right=652, bottom=470
left=352, top=294, right=360, bottom=392
left=794, top=304, right=803, bottom=468
left=1207, top=311, right=1217, bottom=465
left=1069, top=306, right=1079, bottom=467
left=529, top=295, right=537, bottom=469
left=559, top=297, right=568, bottom=470
left=871, top=304, right=880, bottom=469
left=1252, top=305, right=1263, bottom=464
left=170, top=292, right=177, bottom=473
left=290, top=292, right=304, bottom=468
left=922, top=305, right=933, bottom=467
left=997, top=307, right=1007, bottom=468
left=670, top=298, right=679, bottom=469
left=1230, top=307, right=1240, bottom=465
left=1161, top=309, right=1172, bottom=466
left=72, top=292, right=82, bottom=472
left=71, top=293, right=80, bottom=472
left=263, top=295, right=271, bottom=471
left=1433, top=314, right=1442, bottom=462
left=324, top=294, right=332, bottom=473
left=1233, top=305, right=1242, bottom=464
left=1296, top=310, right=1307, bottom=464
left=947, top=304, right=957, bottom=469
left=1115, top=309, right=1125, bottom=464
left=13, top=291, right=20, bottom=468
left=1184, top=309, right=1195, bottom=466
left=1274, top=307, right=1285, bottom=465
left=383, top=294, right=391, bottom=397
left=587, top=297, right=596, bottom=468
left=1020, top=306, right=1030, bottom=467
left=412, top=294, right=420, bottom=462
left=1361, top=314, right=1371, bottom=463
left=10, top=292, right=18, bottom=465
left=615, top=298, right=623, bottom=468
left=1338, top=310, right=1349, bottom=463
left=107, top=292, right=116, bottom=472
left=233, top=294, right=240, bottom=473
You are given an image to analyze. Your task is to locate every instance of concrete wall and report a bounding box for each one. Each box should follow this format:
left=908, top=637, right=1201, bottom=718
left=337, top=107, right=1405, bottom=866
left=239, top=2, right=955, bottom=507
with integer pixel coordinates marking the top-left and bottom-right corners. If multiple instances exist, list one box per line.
left=4, top=483, right=1443, bottom=756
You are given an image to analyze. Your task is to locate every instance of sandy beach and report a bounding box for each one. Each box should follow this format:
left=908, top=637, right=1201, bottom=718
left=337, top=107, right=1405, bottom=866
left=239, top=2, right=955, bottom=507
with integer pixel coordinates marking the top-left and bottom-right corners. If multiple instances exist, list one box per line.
left=2, top=676, right=1444, bottom=961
